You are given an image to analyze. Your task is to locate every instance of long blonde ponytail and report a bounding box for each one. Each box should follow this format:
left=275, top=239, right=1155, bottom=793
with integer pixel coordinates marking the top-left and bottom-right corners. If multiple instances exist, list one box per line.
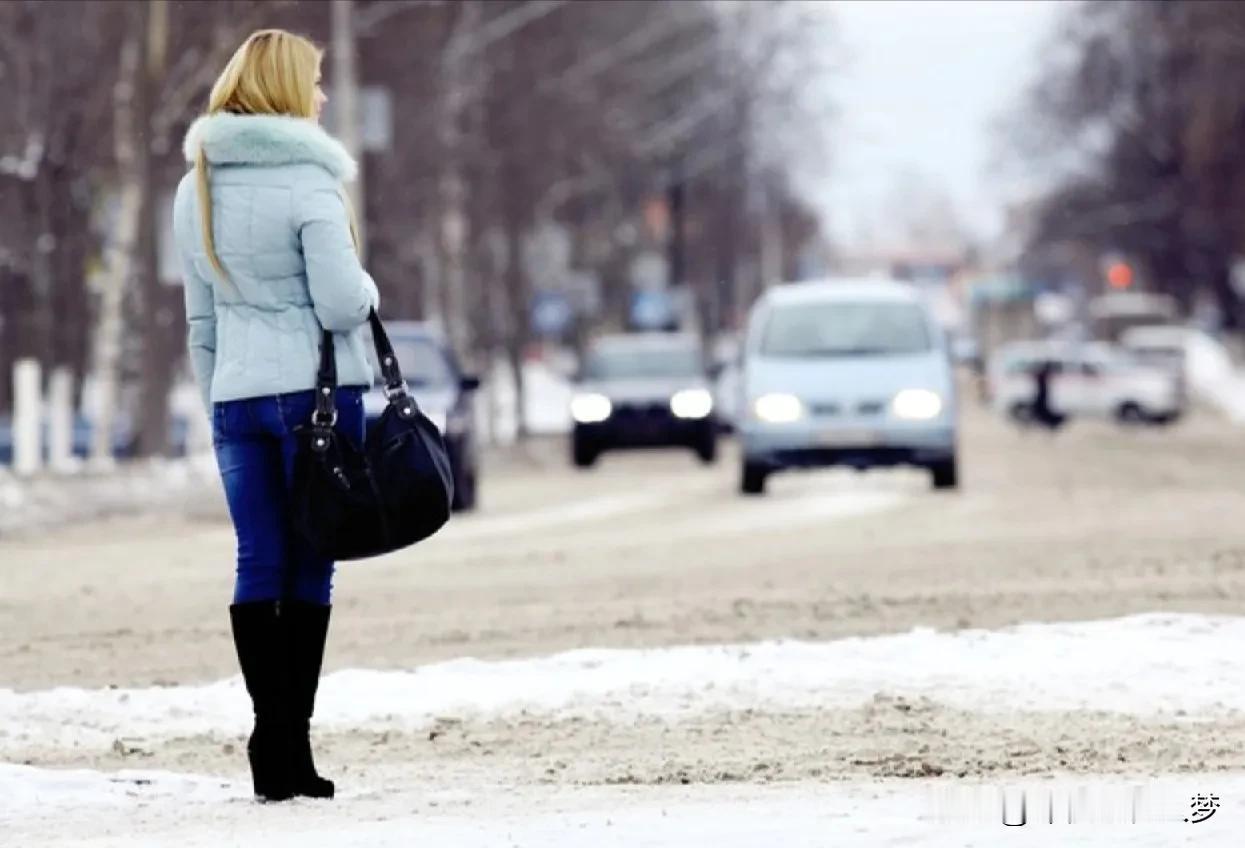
left=195, top=148, right=226, bottom=282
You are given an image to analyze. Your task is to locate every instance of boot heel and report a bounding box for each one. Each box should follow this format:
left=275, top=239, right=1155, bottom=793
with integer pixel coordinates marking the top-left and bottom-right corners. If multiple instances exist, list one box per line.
left=230, top=603, right=296, bottom=803
left=248, top=719, right=295, bottom=802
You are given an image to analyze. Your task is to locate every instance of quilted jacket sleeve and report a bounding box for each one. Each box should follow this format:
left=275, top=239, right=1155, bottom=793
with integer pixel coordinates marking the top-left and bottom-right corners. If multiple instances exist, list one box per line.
left=296, top=181, right=380, bottom=332
left=172, top=177, right=217, bottom=414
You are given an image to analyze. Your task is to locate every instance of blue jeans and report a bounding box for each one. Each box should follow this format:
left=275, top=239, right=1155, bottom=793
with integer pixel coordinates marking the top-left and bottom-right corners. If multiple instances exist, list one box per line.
left=212, top=387, right=366, bottom=605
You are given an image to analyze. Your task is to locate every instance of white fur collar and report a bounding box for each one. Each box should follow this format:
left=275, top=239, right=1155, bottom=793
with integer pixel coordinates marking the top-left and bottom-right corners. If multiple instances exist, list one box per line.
left=182, top=113, right=357, bottom=182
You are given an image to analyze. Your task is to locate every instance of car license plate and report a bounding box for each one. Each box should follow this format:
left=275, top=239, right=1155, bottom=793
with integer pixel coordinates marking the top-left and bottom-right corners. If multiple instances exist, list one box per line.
left=819, top=427, right=880, bottom=447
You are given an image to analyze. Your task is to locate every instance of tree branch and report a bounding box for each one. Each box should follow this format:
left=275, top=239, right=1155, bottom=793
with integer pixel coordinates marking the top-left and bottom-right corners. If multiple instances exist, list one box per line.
left=453, top=0, right=569, bottom=59
left=356, top=0, right=444, bottom=37
left=151, top=1, right=296, bottom=149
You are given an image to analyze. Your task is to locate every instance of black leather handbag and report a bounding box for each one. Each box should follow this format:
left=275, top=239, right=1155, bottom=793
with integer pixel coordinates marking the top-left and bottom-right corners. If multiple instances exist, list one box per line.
left=291, top=309, right=454, bottom=561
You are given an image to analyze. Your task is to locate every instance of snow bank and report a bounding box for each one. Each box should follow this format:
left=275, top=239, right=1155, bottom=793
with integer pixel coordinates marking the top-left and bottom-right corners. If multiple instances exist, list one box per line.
left=0, top=453, right=221, bottom=536
left=2, top=613, right=1240, bottom=754
left=1182, top=332, right=1245, bottom=422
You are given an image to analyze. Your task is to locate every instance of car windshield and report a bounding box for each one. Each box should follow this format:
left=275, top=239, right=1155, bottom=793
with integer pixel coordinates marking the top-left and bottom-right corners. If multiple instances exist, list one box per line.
left=761, top=300, right=932, bottom=357
left=386, top=338, right=455, bottom=387
left=583, top=346, right=704, bottom=380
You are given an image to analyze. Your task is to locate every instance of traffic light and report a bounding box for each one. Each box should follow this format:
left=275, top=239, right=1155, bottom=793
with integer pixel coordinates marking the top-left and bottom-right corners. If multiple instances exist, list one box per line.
left=1106, top=261, right=1134, bottom=289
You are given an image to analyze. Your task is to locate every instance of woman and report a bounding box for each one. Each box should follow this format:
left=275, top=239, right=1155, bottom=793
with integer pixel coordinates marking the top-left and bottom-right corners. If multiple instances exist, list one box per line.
left=172, top=29, right=378, bottom=802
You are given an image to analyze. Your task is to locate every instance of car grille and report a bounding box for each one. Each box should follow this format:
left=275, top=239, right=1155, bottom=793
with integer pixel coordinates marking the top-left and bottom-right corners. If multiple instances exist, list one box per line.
left=613, top=402, right=673, bottom=422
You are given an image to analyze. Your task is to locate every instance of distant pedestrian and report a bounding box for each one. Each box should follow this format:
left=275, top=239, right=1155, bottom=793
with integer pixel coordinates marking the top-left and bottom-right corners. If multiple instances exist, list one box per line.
left=1030, top=359, right=1064, bottom=430
left=173, top=29, right=378, bottom=802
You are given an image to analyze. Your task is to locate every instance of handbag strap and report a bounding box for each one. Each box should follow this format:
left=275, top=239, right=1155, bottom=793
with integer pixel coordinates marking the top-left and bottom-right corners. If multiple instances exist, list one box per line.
left=313, top=308, right=407, bottom=428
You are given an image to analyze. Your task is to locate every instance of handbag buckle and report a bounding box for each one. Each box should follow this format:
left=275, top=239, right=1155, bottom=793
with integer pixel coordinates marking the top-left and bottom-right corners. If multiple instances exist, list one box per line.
left=383, top=380, right=408, bottom=401
left=312, top=410, right=338, bottom=428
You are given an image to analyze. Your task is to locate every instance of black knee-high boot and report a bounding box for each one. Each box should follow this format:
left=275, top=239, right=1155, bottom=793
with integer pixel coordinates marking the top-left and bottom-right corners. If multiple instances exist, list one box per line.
left=229, top=601, right=295, bottom=802
left=283, top=600, right=335, bottom=799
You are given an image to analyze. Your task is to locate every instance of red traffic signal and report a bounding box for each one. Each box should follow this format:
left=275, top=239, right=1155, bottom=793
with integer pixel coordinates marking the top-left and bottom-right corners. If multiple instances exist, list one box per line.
left=1106, top=262, right=1133, bottom=289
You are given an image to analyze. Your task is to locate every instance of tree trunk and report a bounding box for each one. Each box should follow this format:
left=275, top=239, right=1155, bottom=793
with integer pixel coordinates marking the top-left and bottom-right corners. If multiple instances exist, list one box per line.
left=47, top=162, right=93, bottom=417
left=504, top=194, right=530, bottom=441
left=89, top=16, right=145, bottom=466
left=135, top=182, right=177, bottom=456
left=0, top=264, right=41, bottom=415
left=133, top=0, right=176, bottom=457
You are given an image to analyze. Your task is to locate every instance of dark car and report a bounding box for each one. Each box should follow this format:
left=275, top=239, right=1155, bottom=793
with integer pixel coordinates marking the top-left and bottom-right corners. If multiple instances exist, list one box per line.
left=570, top=333, right=718, bottom=468
left=363, top=322, right=481, bottom=511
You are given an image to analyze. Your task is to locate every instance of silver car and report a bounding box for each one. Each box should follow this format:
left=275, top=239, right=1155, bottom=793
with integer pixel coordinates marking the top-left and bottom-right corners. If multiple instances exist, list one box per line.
left=738, top=280, right=958, bottom=494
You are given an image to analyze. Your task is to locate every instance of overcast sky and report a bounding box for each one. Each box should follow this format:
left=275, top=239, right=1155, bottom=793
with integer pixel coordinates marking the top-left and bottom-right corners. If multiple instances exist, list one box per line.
left=813, top=0, right=1067, bottom=250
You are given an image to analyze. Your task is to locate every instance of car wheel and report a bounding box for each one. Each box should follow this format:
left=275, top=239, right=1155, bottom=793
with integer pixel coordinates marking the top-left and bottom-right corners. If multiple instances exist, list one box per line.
left=573, top=436, right=599, bottom=469
left=929, top=457, right=959, bottom=490
left=695, top=431, right=718, bottom=465
left=1116, top=402, right=1146, bottom=425
left=741, top=461, right=768, bottom=495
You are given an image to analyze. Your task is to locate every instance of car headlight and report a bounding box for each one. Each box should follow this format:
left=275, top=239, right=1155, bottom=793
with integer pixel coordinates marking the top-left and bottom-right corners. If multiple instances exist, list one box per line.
left=571, top=393, right=612, bottom=424
left=670, top=388, right=714, bottom=419
left=753, top=392, right=803, bottom=423
left=891, top=389, right=943, bottom=420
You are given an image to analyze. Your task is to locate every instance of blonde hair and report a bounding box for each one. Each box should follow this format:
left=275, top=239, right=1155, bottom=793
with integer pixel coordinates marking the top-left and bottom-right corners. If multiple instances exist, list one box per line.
left=195, top=29, right=359, bottom=282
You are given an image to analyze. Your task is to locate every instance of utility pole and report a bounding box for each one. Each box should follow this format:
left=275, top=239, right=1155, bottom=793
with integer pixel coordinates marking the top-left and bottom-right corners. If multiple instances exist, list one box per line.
left=436, top=0, right=484, bottom=359
left=331, top=0, right=365, bottom=259
left=668, top=177, right=686, bottom=288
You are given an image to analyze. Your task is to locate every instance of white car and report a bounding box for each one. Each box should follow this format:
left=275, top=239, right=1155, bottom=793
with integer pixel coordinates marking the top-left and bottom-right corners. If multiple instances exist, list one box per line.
left=989, top=341, right=1183, bottom=425
left=1120, top=324, right=1240, bottom=388
left=737, top=280, right=959, bottom=493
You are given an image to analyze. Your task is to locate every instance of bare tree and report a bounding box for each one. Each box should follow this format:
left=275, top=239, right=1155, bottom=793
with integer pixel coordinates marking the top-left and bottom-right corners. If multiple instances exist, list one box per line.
left=2, top=0, right=833, bottom=456
left=1010, top=0, right=1245, bottom=327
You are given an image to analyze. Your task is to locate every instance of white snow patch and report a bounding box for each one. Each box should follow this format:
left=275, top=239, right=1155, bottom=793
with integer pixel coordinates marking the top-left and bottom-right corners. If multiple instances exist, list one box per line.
left=0, top=763, right=241, bottom=812
left=1, top=614, right=1240, bottom=755
left=0, top=452, right=220, bottom=536
left=1183, top=331, right=1245, bottom=422
left=2, top=764, right=1241, bottom=847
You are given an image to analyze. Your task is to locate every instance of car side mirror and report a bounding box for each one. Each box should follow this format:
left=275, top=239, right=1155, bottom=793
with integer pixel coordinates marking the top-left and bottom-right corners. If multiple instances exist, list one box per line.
left=460, top=375, right=481, bottom=392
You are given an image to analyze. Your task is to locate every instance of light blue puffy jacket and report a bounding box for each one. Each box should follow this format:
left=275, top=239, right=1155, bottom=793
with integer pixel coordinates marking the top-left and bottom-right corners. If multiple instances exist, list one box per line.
left=172, top=113, right=380, bottom=412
